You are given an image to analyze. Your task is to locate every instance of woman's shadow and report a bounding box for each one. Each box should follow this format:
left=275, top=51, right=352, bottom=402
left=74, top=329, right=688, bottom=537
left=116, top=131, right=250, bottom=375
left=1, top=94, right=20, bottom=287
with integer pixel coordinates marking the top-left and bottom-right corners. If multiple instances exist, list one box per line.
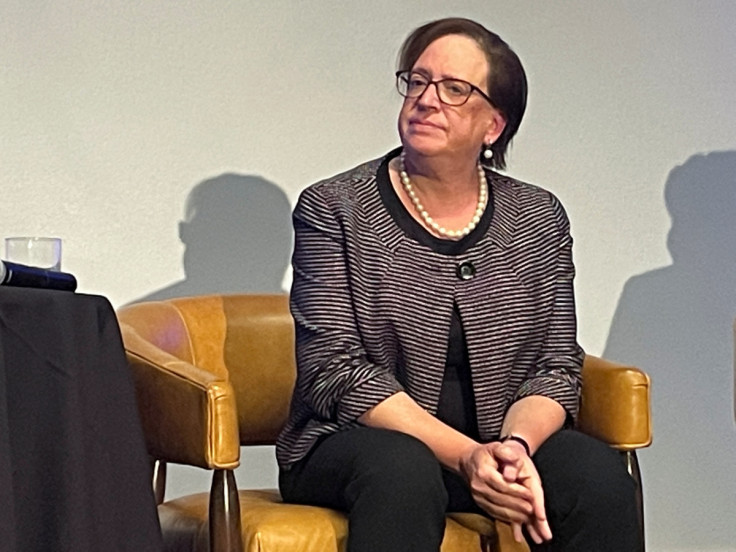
left=133, top=173, right=292, bottom=303
left=603, top=151, right=736, bottom=550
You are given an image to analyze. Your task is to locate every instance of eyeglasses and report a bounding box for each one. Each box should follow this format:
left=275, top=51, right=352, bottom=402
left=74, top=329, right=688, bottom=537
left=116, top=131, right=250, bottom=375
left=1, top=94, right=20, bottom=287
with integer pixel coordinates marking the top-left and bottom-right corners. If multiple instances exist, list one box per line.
left=395, top=70, right=495, bottom=107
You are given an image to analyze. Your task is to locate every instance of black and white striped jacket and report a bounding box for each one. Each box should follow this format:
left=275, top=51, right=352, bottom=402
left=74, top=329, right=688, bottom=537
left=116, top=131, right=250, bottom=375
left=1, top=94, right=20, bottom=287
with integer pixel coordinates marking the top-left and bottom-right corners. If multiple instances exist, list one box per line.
left=276, top=150, right=583, bottom=468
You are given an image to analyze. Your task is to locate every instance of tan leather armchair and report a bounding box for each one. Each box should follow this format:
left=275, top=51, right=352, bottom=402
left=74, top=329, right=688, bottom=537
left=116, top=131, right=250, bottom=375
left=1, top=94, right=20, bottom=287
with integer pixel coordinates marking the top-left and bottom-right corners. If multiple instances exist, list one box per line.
left=117, top=294, right=652, bottom=552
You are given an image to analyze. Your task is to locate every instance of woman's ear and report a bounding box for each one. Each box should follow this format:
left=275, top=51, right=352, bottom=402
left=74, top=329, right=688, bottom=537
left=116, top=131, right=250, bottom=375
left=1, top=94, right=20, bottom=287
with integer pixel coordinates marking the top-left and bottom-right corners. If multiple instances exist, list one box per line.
left=485, top=110, right=507, bottom=144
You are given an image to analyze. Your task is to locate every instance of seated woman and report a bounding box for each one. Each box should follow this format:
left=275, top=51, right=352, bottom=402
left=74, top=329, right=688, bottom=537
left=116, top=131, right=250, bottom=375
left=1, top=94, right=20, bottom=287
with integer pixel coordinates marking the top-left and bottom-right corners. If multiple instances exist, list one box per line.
left=276, top=16, right=640, bottom=552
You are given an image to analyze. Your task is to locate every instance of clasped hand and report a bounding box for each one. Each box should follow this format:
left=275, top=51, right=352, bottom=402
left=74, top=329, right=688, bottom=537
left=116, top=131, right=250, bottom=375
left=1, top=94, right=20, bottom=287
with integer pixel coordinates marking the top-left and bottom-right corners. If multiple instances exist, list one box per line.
left=459, top=441, right=552, bottom=544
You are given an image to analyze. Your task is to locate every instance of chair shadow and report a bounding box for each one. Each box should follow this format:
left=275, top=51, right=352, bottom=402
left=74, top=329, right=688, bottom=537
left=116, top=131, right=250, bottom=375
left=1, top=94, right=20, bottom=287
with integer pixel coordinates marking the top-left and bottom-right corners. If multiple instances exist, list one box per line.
left=603, top=150, right=736, bottom=549
left=132, top=172, right=291, bottom=303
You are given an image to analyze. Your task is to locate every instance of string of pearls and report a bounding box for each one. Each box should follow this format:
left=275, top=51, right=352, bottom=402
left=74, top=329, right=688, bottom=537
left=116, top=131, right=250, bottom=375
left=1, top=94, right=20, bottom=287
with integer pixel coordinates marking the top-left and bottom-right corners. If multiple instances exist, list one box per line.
left=399, top=153, right=488, bottom=239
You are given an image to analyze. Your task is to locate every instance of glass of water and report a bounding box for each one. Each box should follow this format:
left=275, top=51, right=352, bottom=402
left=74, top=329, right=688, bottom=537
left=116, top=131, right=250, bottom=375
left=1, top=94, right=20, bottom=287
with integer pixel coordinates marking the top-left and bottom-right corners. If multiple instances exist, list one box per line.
left=4, top=237, right=63, bottom=271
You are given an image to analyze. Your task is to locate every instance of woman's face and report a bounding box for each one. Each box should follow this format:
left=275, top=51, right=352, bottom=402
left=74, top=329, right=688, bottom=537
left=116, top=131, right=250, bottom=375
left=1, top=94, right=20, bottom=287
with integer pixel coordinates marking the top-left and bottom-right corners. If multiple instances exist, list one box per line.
left=398, top=34, right=505, bottom=162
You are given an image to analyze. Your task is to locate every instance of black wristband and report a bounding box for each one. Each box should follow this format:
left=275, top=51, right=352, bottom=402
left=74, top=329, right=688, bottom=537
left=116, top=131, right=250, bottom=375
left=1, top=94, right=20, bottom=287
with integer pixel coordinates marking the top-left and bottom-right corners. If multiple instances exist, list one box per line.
left=500, top=435, right=531, bottom=457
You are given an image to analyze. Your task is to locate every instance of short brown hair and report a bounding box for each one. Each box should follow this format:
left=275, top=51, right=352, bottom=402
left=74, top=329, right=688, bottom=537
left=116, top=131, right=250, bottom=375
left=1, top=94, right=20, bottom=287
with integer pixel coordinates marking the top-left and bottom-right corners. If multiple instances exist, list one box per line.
left=397, top=18, right=527, bottom=170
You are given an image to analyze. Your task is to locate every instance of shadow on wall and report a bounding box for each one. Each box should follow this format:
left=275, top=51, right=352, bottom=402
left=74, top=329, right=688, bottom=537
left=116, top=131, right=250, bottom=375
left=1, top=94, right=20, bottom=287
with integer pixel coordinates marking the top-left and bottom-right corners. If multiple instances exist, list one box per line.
left=132, top=173, right=292, bottom=303
left=126, top=173, right=292, bottom=498
left=604, top=151, right=736, bottom=550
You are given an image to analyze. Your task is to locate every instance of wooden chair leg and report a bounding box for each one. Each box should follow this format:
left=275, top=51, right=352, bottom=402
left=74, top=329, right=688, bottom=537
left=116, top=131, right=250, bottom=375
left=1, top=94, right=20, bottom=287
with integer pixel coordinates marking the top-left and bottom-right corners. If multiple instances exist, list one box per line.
left=151, top=459, right=166, bottom=505
left=210, top=469, right=243, bottom=552
left=622, top=450, right=645, bottom=552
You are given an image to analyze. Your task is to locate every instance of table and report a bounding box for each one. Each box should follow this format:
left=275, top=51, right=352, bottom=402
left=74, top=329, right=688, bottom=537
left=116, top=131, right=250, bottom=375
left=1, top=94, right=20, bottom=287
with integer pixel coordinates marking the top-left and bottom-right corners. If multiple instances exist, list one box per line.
left=0, top=287, right=162, bottom=552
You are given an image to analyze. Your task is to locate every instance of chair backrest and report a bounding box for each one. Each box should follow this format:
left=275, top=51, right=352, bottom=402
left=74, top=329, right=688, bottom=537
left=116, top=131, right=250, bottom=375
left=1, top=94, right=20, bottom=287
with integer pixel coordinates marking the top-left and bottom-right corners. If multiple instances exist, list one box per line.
left=118, top=294, right=296, bottom=446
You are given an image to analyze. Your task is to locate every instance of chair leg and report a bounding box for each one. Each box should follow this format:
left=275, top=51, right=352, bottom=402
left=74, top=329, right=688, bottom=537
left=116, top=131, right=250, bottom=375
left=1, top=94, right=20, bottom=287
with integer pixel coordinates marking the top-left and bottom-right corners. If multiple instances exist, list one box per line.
left=621, top=450, right=645, bottom=552
left=210, top=469, right=243, bottom=552
left=151, top=459, right=166, bottom=505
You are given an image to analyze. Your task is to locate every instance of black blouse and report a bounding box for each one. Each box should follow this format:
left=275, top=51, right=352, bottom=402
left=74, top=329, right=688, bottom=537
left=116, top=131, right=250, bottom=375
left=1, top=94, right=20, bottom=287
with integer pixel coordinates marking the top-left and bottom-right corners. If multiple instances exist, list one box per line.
left=376, top=149, right=495, bottom=440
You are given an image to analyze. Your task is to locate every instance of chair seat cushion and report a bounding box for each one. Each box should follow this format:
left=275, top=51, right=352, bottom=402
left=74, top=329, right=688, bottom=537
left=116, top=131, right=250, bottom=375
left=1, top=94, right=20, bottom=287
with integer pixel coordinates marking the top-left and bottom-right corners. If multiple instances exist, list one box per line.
left=157, top=489, right=528, bottom=552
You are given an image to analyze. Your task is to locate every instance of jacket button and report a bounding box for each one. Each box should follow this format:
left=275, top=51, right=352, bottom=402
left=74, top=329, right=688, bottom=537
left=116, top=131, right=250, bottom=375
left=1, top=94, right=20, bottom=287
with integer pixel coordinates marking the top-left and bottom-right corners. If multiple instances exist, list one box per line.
left=456, top=261, right=476, bottom=281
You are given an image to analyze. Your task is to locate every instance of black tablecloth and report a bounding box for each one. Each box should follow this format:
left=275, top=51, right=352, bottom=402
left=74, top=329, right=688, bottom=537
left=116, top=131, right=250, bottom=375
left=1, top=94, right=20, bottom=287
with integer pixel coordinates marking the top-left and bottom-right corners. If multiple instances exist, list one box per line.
left=0, top=287, right=162, bottom=552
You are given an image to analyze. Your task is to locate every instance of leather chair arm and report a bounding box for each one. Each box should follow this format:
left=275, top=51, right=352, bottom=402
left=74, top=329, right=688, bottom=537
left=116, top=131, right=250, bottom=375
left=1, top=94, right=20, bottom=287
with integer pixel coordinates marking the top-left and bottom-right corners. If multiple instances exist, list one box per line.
left=119, top=322, right=240, bottom=469
left=577, top=355, right=652, bottom=450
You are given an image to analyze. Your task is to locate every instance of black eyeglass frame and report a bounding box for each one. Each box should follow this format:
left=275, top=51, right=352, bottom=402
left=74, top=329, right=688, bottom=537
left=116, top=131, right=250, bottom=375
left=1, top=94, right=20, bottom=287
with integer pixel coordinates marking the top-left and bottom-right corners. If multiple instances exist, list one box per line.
left=395, top=70, right=495, bottom=108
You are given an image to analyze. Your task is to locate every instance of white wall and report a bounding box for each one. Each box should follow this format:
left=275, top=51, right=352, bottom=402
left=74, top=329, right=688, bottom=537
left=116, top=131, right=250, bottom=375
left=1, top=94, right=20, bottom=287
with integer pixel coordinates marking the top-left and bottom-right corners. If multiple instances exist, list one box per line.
left=3, top=1, right=735, bottom=550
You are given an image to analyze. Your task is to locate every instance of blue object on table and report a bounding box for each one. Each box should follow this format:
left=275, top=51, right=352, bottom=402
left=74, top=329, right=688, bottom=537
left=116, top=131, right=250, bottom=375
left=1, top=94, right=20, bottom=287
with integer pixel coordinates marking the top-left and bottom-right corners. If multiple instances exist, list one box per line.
left=0, top=260, right=77, bottom=292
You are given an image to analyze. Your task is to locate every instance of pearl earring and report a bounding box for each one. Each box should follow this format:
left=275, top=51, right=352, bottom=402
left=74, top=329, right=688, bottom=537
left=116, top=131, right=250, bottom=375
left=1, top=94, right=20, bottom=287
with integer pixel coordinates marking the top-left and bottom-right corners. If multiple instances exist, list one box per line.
left=483, top=144, right=493, bottom=160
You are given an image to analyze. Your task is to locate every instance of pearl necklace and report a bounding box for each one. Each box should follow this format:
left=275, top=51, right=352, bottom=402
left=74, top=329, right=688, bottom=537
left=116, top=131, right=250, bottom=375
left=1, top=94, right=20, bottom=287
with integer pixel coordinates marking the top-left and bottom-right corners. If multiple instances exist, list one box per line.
left=399, top=153, right=488, bottom=239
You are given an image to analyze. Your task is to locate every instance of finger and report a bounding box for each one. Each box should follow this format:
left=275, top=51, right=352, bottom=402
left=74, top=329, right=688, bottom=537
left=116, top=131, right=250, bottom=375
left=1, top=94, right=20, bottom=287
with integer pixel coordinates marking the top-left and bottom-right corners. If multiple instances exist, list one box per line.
left=493, top=443, right=525, bottom=467
left=488, top=442, right=527, bottom=485
left=522, top=470, right=552, bottom=541
left=471, top=478, right=533, bottom=510
left=525, top=521, right=544, bottom=544
left=478, top=465, right=533, bottom=501
left=526, top=471, right=549, bottom=523
left=531, top=517, right=553, bottom=542
left=512, top=522, right=524, bottom=543
left=471, top=489, right=534, bottom=521
left=501, top=462, right=520, bottom=482
left=475, top=499, right=529, bottom=524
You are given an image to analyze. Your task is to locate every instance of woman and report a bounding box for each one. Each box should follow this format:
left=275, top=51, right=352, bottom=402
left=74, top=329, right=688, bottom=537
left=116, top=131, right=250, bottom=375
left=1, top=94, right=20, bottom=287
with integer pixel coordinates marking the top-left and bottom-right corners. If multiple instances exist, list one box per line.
left=276, top=17, right=640, bottom=552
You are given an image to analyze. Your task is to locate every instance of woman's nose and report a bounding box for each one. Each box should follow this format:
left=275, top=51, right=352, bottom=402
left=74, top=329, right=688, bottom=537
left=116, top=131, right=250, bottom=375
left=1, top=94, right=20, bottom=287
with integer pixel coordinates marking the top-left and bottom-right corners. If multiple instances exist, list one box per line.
left=416, top=82, right=442, bottom=108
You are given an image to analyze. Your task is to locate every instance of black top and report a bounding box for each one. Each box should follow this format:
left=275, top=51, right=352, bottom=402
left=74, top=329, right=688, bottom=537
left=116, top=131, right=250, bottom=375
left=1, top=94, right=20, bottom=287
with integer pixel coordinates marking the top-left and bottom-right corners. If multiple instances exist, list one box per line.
left=377, top=149, right=494, bottom=440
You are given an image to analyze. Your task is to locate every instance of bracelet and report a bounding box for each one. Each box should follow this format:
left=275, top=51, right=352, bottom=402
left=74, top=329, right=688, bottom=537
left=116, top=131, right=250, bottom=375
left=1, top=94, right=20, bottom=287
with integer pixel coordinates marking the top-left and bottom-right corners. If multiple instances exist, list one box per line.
left=500, top=435, right=531, bottom=457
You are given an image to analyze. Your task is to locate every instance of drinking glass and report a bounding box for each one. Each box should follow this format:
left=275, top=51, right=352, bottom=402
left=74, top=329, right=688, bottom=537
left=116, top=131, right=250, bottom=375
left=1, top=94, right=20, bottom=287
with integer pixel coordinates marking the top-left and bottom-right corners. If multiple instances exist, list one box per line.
left=4, top=237, right=62, bottom=271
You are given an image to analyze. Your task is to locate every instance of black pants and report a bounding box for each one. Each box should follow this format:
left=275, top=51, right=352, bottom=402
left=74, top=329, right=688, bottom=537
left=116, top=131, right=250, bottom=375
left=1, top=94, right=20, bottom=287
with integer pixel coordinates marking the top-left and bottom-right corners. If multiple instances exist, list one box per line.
left=279, top=427, right=641, bottom=552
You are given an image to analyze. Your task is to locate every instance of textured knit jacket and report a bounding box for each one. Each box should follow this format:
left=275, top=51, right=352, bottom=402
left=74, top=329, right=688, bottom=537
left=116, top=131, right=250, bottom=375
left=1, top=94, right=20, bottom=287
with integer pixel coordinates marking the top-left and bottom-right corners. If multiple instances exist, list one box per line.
left=276, top=150, right=584, bottom=468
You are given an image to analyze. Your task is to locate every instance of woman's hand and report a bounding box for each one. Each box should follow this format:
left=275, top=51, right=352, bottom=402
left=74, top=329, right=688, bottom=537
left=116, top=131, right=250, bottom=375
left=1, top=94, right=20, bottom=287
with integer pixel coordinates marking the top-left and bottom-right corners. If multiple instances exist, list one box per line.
left=497, top=396, right=567, bottom=543
left=459, top=442, right=533, bottom=522
left=359, top=393, right=555, bottom=544
left=460, top=441, right=552, bottom=544
left=491, top=440, right=552, bottom=544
